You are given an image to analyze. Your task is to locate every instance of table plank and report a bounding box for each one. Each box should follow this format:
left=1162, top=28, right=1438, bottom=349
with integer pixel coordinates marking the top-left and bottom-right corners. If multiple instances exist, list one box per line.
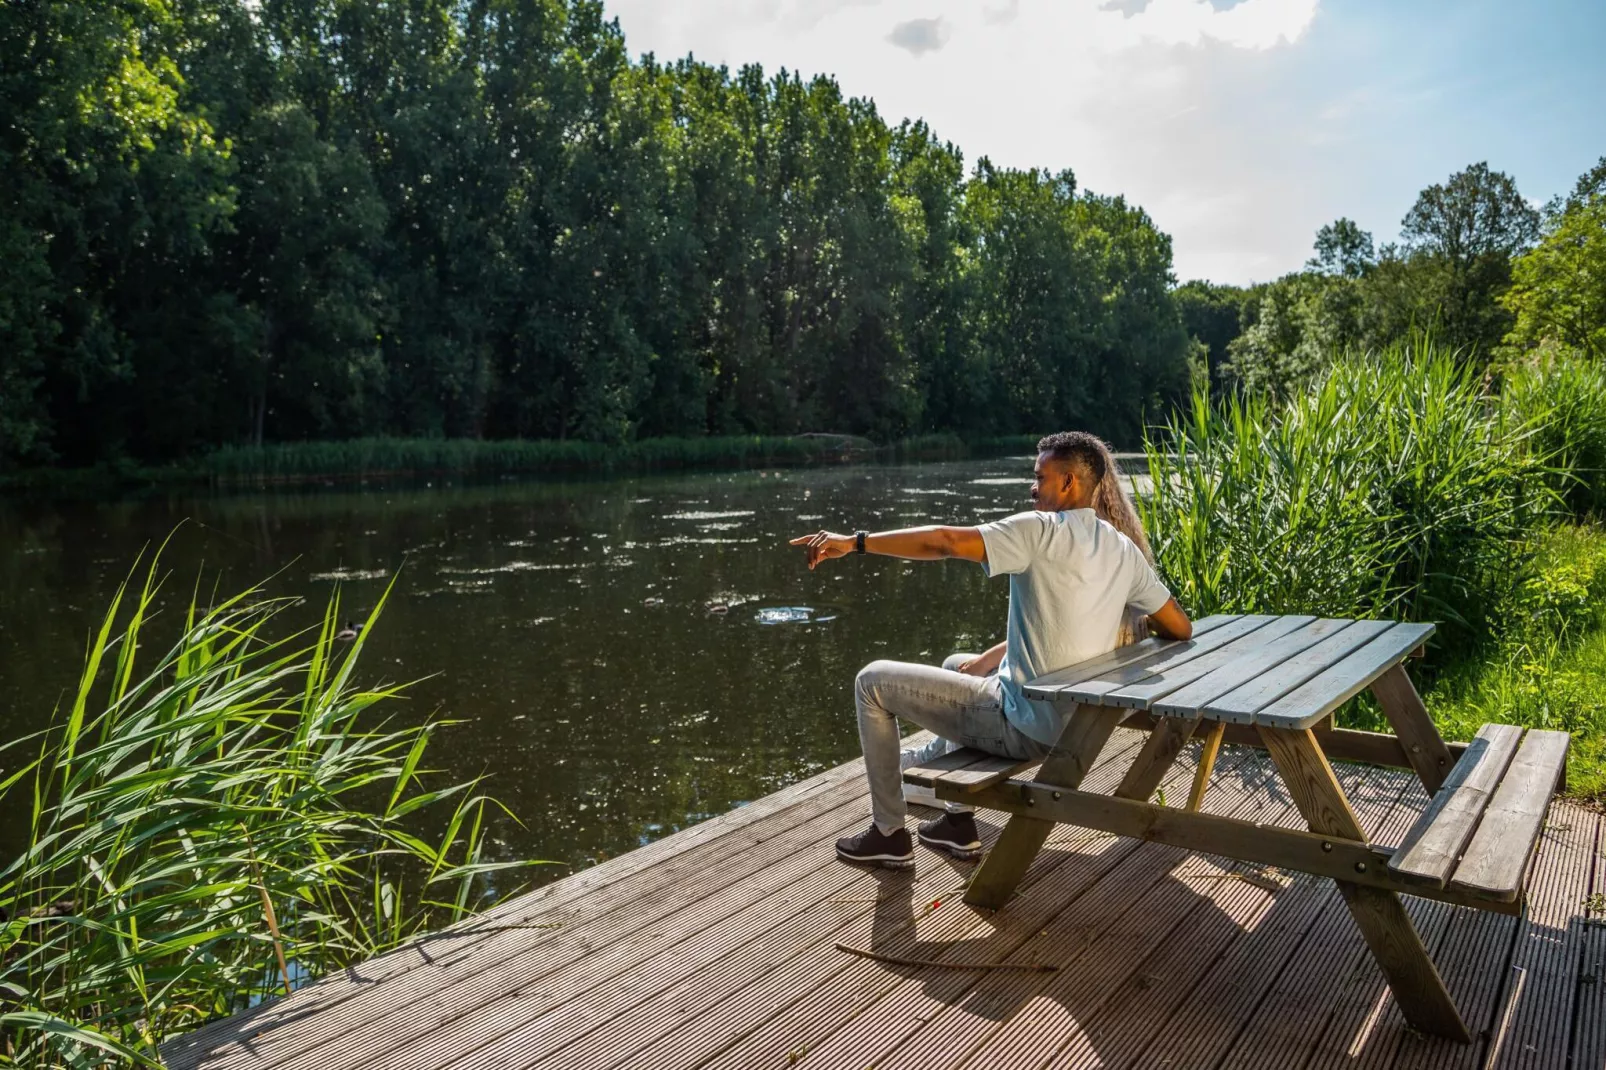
left=1038, top=614, right=1280, bottom=704
left=1252, top=622, right=1436, bottom=730
left=1451, top=728, right=1569, bottom=900
left=1387, top=723, right=1523, bottom=886
left=1199, top=618, right=1394, bottom=724
left=1149, top=618, right=1355, bottom=719
left=1020, top=613, right=1238, bottom=698
left=1100, top=615, right=1317, bottom=710
left=1022, top=613, right=1241, bottom=698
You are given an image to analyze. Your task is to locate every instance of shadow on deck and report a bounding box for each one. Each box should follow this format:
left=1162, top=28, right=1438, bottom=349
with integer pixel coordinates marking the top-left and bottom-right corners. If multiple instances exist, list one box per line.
left=161, top=728, right=1605, bottom=1070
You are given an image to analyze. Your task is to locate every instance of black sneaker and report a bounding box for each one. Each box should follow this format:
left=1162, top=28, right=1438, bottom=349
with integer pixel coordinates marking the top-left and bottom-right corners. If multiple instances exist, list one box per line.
left=917, top=811, right=982, bottom=859
left=835, top=824, right=914, bottom=869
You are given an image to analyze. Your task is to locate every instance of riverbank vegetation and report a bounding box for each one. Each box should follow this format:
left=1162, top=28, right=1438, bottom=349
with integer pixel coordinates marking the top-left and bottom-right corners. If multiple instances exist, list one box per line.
left=1141, top=342, right=1606, bottom=792
left=0, top=433, right=1046, bottom=491
left=0, top=565, right=539, bottom=1066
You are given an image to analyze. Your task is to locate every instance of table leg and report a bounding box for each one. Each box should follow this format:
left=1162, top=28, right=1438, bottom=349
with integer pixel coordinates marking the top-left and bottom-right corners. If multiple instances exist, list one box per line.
left=1257, top=725, right=1471, bottom=1042
left=1370, top=663, right=1455, bottom=795
left=1115, top=714, right=1199, bottom=802
left=964, top=704, right=1125, bottom=910
left=1187, top=721, right=1226, bottom=812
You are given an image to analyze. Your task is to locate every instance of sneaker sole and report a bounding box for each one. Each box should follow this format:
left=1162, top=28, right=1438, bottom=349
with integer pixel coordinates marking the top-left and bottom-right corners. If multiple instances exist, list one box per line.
left=835, top=848, right=915, bottom=870
left=917, top=832, right=982, bottom=859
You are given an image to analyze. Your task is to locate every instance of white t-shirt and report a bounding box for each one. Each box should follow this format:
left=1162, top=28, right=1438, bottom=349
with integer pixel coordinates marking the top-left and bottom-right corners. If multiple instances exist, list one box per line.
left=978, top=507, right=1173, bottom=744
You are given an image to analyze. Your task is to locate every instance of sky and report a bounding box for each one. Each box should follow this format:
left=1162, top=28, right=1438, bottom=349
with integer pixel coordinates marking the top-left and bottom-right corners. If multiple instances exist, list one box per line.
left=601, top=0, right=1606, bottom=285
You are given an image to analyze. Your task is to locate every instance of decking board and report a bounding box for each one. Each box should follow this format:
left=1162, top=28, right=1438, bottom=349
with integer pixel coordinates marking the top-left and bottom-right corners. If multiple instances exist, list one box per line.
left=160, top=733, right=1600, bottom=1070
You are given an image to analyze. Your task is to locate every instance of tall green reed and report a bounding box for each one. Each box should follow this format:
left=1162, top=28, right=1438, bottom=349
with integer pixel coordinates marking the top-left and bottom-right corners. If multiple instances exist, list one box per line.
left=1141, top=339, right=1552, bottom=659
left=0, top=554, right=543, bottom=1066
left=1502, top=348, right=1606, bottom=520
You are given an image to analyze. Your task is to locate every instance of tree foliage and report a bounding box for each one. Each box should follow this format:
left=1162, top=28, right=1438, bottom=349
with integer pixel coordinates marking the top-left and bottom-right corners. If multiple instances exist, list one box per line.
left=0, top=0, right=1197, bottom=466
left=1501, top=156, right=1606, bottom=360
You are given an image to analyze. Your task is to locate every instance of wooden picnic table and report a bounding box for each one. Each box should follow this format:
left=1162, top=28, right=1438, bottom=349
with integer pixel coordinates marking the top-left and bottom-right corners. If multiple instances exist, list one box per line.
left=903, top=613, right=1570, bottom=1043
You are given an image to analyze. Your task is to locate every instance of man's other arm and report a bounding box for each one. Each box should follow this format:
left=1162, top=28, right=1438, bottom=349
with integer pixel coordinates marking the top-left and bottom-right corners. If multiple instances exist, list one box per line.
left=1148, top=597, right=1192, bottom=641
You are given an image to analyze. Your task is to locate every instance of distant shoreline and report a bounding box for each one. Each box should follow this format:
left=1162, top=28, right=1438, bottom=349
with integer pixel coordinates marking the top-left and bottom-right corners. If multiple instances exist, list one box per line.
left=2, top=433, right=1162, bottom=495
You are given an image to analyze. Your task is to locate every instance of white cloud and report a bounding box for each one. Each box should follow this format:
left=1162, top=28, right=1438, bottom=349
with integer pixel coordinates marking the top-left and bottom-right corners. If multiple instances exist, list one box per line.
left=603, top=0, right=1332, bottom=283
left=887, top=17, right=950, bottom=57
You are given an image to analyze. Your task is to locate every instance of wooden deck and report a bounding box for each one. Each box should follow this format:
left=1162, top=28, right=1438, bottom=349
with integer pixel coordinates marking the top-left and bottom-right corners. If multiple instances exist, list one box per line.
left=162, top=729, right=1605, bottom=1070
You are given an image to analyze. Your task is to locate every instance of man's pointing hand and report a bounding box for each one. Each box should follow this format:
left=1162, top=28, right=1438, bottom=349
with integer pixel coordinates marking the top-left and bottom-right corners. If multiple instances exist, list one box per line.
left=789, top=530, right=853, bottom=570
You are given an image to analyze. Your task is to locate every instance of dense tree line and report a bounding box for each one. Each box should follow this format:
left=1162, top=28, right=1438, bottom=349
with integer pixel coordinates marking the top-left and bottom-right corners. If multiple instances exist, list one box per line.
left=1194, top=158, right=1606, bottom=399
left=0, top=0, right=1196, bottom=467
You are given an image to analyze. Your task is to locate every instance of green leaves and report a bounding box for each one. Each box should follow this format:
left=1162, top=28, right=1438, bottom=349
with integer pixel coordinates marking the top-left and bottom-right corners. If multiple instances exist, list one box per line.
left=0, top=557, right=543, bottom=1065
left=1143, top=338, right=1551, bottom=660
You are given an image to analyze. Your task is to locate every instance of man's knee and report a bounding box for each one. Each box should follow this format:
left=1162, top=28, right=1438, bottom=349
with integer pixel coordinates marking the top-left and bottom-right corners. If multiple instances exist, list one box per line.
left=941, top=652, right=972, bottom=673
left=855, top=659, right=902, bottom=704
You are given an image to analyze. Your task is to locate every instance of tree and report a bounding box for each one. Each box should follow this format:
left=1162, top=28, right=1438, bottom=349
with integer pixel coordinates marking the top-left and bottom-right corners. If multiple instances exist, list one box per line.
left=1173, top=281, right=1246, bottom=385
left=1399, top=162, right=1540, bottom=356
left=1308, top=218, right=1374, bottom=278
left=1501, top=155, right=1606, bottom=360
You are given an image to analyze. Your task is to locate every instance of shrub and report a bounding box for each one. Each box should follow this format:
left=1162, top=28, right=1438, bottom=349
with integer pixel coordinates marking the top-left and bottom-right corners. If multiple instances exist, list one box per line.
left=1141, top=338, right=1549, bottom=659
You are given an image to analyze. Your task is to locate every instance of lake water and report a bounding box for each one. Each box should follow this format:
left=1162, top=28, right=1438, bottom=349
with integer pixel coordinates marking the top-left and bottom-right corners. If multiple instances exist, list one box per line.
left=0, top=457, right=1065, bottom=885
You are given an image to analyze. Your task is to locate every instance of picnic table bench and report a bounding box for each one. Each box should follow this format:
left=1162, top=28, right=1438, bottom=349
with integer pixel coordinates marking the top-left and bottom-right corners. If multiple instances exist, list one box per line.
left=903, top=613, right=1570, bottom=1042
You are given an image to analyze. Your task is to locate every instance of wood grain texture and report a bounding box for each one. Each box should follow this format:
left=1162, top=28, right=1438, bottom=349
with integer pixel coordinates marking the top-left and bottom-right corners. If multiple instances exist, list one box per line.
left=1153, top=618, right=1357, bottom=720
left=1104, top=616, right=1316, bottom=710
left=1187, top=721, right=1227, bottom=812
left=1256, top=726, right=1367, bottom=841
left=1201, top=618, right=1394, bottom=724
left=1034, top=614, right=1277, bottom=704
left=964, top=703, right=1126, bottom=910
left=1370, top=661, right=1457, bottom=795
left=1388, top=723, right=1522, bottom=886
left=1254, top=622, right=1436, bottom=731
left=1257, top=724, right=1470, bottom=1043
left=1113, top=715, right=1199, bottom=802
left=160, top=740, right=1604, bottom=1070
left=1020, top=615, right=1238, bottom=699
left=1450, top=728, right=1569, bottom=900
left=902, top=748, right=1033, bottom=792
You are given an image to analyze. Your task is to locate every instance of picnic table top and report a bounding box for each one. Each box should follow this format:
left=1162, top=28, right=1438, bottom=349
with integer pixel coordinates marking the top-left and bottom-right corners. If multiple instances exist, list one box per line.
left=1023, top=613, right=1435, bottom=730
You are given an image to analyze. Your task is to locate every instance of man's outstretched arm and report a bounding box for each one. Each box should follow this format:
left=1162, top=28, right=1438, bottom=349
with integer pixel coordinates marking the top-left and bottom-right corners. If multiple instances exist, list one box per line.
left=789, top=526, right=986, bottom=570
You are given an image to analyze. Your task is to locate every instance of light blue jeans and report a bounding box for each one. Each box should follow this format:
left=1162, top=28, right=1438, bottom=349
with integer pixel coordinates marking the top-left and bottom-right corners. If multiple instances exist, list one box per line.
left=856, top=654, right=1053, bottom=832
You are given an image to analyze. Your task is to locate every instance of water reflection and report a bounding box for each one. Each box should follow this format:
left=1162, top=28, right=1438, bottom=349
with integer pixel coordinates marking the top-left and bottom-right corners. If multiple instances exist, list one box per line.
left=0, top=458, right=1074, bottom=887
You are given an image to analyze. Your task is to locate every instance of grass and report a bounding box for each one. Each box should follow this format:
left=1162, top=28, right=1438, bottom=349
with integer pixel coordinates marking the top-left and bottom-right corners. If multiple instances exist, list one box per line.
left=0, top=550, right=546, bottom=1066
left=1426, top=524, right=1606, bottom=796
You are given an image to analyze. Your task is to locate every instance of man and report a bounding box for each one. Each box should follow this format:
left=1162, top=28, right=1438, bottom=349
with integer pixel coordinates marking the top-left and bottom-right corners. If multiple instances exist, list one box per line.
left=791, top=431, right=1192, bottom=869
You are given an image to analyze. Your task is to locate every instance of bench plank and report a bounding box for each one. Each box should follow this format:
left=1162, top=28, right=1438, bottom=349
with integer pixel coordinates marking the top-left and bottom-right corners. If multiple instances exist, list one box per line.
left=901, top=748, right=1001, bottom=788
left=1152, top=618, right=1356, bottom=720
left=902, top=747, right=1034, bottom=793
left=1102, top=615, right=1316, bottom=710
left=1200, top=618, right=1394, bottom=724
left=1387, top=723, right=1524, bottom=886
left=1450, top=729, right=1570, bottom=901
left=935, top=753, right=1037, bottom=792
left=1253, top=622, right=1436, bottom=730
left=1041, top=614, right=1279, bottom=704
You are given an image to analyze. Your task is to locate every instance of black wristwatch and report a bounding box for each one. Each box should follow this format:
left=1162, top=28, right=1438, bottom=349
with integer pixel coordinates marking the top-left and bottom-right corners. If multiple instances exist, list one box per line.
left=854, top=530, right=868, bottom=554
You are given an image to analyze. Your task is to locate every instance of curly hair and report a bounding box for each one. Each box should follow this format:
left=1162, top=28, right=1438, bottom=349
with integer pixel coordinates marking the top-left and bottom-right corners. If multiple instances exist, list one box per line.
left=1035, top=430, right=1153, bottom=564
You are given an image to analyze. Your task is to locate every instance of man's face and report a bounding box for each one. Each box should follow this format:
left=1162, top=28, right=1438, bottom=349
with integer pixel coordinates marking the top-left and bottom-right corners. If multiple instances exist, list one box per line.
left=1029, top=452, right=1076, bottom=512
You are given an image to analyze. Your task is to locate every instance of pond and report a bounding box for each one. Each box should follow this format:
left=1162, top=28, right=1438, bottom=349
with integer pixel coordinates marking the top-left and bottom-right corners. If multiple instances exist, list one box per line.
left=0, top=457, right=1066, bottom=887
